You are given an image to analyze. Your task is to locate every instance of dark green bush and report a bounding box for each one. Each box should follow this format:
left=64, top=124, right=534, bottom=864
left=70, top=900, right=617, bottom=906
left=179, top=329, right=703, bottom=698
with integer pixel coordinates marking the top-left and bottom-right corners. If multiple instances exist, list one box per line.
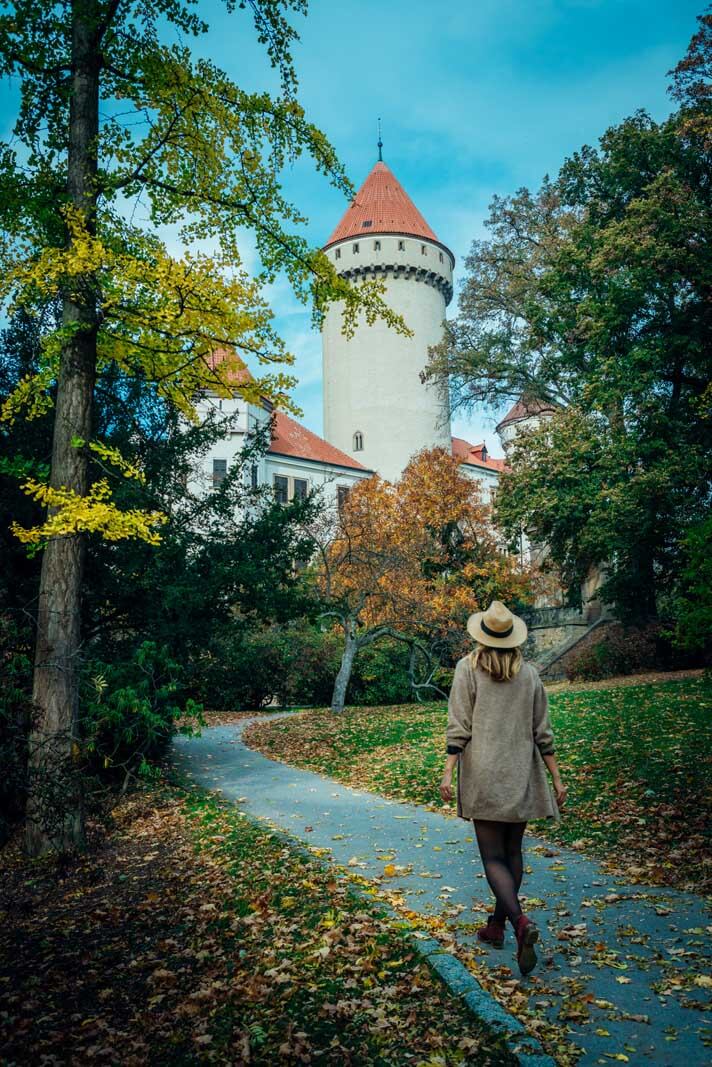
left=0, top=617, right=33, bottom=846
left=195, top=625, right=422, bottom=710
left=564, top=622, right=698, bottom=681
left=80, top=641, right=204, bottom=783
left=350, top=639, right=417, bottom=706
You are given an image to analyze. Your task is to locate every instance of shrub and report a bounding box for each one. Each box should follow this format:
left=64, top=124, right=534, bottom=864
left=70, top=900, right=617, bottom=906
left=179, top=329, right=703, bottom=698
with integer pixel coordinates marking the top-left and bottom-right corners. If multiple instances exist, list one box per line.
left=670, top=516, right=712, bottom=656
left=80, top=641, right=204, bottom=785
left=350, top=639, right=417, bottom=706
left=0, top=616, right=33, bottom=846
left=194, top=625, right=421, bottom=710
left=194, top=628, right=280, bottom=710
left=564, top=622, right=699, bottom=681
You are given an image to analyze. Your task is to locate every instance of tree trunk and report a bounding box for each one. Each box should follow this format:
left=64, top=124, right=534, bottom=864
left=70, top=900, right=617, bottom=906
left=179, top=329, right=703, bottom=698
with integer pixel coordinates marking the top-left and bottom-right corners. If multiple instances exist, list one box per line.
left=25, top=0, right=100, bottom=856
left=331, top=620, right=358, bottom=714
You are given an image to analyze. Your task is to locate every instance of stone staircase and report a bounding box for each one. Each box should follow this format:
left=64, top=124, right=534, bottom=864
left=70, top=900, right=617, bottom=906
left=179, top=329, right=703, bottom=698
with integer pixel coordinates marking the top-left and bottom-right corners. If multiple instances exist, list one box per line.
left=522, top=607, right=615, bottom=681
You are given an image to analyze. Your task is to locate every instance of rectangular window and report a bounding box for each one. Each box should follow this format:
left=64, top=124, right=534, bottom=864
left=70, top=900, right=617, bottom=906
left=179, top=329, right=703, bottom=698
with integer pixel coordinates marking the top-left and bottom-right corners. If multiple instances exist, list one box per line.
left=273, top=474, right=308, bottom=503
left=398, top=240, right=405, bottom=251
left=374, top=240, right=381, bottom=251
left=439, top=251, right=444, bottom=262
left=273, top=474, right=289, bottom=504
left=251, top=464, right=259, bottom=490
left=337, top=485, right=350, bottom=510
left=421, top=244, right=427, bottom=255
left=352, top=242, right=359, bottom=253
left=212, top=458, right=227, bottom=487
left=335, top=248, right=341, bottom=259
left=361, top=220, right=372, bottom=228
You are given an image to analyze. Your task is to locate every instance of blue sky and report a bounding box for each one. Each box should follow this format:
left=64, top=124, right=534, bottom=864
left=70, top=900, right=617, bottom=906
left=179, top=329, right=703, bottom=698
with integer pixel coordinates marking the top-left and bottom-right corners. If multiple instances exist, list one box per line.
left=0, top=0, right=703, bottom=452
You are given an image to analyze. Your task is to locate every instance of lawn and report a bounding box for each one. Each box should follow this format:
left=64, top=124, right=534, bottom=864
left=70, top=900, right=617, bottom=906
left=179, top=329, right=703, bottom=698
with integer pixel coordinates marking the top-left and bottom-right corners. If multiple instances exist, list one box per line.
left=244, top=675, right=711, bottom=894
left=0, top=782, right=514, bottom=1066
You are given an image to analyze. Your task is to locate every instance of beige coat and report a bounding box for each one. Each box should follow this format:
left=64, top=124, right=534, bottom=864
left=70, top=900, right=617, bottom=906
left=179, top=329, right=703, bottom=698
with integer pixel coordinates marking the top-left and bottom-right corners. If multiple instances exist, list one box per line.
left=446, top=655, right=560, bottom=823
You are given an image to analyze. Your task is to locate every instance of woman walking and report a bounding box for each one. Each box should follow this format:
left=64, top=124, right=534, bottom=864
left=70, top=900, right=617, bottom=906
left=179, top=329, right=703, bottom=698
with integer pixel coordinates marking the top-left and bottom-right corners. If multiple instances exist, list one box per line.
left=440, top=601, right=567, bottom=976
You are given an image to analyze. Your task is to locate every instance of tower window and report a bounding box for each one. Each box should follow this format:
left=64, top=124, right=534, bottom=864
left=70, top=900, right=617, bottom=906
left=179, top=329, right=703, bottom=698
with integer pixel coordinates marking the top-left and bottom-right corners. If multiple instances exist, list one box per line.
left=374, top=240, right=381, bottom=251
left=439, top=251, right=444, bottom=263
left=421, top=244, right=427, bottom=255
left=352, top=242, right=359, bottom=253
left=398, top=240, right=405, bottom=251
left=335, top=248, right=341, bottom=259
left=212, top=458, right=227, bottom=487
left=353, top=431, right=364, bottom=452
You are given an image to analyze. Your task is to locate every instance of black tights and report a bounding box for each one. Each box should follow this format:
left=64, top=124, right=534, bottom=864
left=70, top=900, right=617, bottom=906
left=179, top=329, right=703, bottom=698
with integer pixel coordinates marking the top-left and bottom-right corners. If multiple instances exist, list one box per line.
left=473, top=819, right=526, bottom=926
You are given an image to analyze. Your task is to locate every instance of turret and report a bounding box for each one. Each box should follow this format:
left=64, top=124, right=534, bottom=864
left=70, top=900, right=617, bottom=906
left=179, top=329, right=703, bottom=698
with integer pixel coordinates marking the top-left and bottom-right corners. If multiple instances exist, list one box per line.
left=321, top=159, right=453, bottom=481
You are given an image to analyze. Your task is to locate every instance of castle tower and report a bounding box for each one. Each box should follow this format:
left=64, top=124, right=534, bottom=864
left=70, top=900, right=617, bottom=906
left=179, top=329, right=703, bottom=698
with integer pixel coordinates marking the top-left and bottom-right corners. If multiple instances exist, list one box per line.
left=321, top=159, right=454, bottom=481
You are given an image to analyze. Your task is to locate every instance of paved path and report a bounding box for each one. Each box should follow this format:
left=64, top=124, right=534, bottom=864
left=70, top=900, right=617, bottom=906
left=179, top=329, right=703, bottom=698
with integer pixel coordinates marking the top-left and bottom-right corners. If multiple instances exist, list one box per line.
left=170, top=714, right=710, bottom=1066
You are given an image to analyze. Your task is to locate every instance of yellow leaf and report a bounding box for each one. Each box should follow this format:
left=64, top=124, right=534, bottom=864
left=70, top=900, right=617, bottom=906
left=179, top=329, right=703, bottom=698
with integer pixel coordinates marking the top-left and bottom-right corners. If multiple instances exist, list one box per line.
left=383, top=864, right=397, bottom=877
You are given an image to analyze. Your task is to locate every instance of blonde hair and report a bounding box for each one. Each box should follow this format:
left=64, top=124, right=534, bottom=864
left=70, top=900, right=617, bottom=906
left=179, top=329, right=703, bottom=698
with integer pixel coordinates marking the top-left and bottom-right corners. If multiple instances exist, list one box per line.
left=470, top=643, right=523, bottom=682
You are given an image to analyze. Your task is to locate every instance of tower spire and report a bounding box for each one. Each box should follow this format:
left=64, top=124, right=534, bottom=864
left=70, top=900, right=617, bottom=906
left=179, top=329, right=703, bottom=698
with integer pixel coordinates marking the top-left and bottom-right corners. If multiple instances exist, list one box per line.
left=377, top=117, right=383, bottom=162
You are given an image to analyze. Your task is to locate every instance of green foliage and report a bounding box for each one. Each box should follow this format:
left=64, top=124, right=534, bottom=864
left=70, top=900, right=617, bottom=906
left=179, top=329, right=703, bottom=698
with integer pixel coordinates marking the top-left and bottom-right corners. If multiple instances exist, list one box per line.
left=0, top=308, right=323, bottom=832
left=669, top=515, right=712, bottom=654
left=196, top=626, right=417, bottom=711
left=0, top=617, right=33, bottom=846
left=425, top=40, right=712, bottom=627
left=80, top=642, right=204, bottom=782
left=349, top=639, right=417, bottom=707
left=563, top=623, right=696, bottom=682
left=0, top=0, right=406, bottom=477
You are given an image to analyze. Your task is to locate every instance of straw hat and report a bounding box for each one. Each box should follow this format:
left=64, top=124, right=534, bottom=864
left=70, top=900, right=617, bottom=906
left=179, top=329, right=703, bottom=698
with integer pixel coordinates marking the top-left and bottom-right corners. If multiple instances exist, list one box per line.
left=467, top=600, right=528, bottom=649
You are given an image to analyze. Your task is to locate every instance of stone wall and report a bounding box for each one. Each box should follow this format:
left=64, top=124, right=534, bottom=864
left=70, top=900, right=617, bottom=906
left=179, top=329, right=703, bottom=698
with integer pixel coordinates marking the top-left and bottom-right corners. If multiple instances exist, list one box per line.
left=536, top=618, right=616, bottom=681
left=522, top=606, right=589, bottom=661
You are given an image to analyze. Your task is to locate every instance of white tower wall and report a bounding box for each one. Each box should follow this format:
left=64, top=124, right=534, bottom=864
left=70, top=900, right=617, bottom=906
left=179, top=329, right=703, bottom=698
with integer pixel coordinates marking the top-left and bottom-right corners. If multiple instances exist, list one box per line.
left=322, top=234, right=453, bottom=482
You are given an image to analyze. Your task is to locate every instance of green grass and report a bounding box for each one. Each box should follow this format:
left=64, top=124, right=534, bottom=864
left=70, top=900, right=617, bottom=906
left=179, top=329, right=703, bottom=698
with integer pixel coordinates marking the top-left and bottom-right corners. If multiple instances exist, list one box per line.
left=245, top=676, right=712, bottom=893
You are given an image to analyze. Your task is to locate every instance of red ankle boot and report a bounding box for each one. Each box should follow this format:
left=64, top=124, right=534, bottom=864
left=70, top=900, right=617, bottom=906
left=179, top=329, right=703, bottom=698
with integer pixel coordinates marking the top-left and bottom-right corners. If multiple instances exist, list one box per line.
left=476, top=912, right=506, bottom=948
left=514, top=914, right=539, bottom=975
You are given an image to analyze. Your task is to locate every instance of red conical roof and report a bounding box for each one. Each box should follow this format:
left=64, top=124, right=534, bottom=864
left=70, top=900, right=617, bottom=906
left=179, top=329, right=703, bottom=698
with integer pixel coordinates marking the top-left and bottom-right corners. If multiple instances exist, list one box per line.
left=324, top=161, right=444, bottom=249
left=495, top=396, right=558, bottom=433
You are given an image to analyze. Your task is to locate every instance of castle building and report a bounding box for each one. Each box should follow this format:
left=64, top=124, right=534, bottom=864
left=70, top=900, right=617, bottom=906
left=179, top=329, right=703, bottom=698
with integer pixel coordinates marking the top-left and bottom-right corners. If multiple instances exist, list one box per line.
left=321, top=160, right=455, bottom=482
left=190, top=156, right=505, bottom=506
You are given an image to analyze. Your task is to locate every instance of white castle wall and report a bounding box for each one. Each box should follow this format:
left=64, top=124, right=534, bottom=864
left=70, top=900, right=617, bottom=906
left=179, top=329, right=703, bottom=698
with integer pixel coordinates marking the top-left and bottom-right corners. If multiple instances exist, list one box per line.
left=187, top=392, right=368, bottom=511
left=322, top=234, right=453, bottom=482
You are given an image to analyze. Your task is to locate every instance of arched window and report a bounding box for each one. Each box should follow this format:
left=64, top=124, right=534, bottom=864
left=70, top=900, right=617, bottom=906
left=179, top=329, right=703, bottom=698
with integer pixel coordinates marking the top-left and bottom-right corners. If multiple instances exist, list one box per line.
left=353, top=431, right=364, bottom=452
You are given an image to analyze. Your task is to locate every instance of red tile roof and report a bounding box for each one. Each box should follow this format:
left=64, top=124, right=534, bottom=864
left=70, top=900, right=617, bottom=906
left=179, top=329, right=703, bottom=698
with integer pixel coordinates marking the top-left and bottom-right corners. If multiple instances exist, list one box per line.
left=269, top=411, right=371, bottom=472
left=204, top=347, right=253, bottom=387
left=495, top=396, right=557, bottom=432
left=452, top=436, right=506, bottom=472
left=325, top=161, right=446, bottom=250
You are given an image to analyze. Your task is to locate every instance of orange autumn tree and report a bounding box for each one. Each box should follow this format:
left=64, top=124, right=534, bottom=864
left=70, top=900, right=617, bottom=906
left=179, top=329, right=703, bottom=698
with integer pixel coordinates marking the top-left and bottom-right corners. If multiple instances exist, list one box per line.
left=312, top=447, right=534, bottom=712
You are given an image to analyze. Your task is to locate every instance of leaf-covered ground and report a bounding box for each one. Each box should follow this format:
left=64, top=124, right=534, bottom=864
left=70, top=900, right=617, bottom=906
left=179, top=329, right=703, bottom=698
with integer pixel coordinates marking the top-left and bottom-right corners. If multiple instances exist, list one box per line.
left=0, top=784, right=515, bottom=1066
left=244, top=675, right=712, bottom=894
